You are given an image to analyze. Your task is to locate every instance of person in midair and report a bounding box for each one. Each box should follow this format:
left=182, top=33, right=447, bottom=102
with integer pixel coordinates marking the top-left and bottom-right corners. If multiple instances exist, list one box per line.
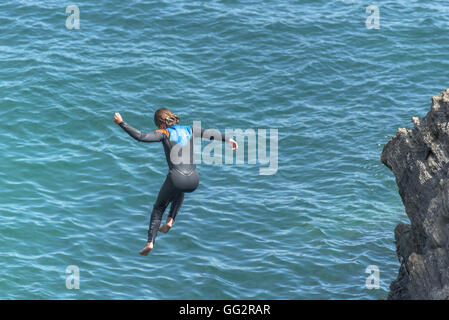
left=114, top=109, right=238, bottom=255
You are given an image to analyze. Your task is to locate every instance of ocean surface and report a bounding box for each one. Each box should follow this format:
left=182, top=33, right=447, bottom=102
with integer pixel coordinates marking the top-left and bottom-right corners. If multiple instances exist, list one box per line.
left=1, top=0, right=448, bottom=300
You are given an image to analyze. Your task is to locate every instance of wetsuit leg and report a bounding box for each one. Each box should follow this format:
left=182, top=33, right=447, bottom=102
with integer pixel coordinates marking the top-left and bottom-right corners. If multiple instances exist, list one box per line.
left=148, top=175, right=176, bottom=243
left=168, top=191, right=184, bottom=221
left=148, top=169, right=198, bottom=243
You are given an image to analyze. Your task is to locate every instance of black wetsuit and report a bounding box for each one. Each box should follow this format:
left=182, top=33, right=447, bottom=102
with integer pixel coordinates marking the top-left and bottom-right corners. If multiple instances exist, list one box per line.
left=119, top=121, right=230, bottom=243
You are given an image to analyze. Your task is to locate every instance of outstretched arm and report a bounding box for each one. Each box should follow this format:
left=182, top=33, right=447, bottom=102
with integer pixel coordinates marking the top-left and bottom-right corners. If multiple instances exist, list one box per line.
left=114, top=113, right=164, bottom=142
left=192, top=126, right=238, bottom=150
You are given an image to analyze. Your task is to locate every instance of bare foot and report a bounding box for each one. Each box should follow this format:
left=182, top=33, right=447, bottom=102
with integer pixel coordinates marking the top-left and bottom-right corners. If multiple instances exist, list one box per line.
left=139, top=242, right=153, bottom=256
left=159, top=223, right=171, bottom=233
left=159, top=219, right=174, bottom=233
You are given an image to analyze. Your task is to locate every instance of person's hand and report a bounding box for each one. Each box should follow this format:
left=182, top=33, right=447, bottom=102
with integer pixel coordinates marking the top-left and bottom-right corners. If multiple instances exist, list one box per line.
left=114, top=112, right=123, bottom=124
left=228, top=138, right=238, bottom=151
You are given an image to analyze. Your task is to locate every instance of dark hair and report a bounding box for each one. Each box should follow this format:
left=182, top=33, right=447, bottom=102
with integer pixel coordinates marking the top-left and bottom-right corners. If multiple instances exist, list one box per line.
left=154, top=108, right=179, bottom=128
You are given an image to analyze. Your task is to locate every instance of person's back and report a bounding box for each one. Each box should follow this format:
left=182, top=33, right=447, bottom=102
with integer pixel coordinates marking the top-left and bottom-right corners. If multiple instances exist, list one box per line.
left=160, top=123, right=196, bottom=175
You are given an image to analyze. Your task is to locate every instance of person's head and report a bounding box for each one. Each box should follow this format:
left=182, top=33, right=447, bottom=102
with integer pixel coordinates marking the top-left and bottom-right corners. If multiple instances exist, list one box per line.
left=154, top=108, right=179, bottom=129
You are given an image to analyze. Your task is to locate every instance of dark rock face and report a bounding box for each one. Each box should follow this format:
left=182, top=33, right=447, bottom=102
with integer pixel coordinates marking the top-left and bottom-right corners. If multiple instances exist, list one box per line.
left=382, top=88, right=449, bottom=300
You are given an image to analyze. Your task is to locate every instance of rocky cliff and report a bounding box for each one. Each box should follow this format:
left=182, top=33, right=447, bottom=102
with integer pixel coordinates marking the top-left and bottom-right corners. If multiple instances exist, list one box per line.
left=381, top=88, right=449, bottom=299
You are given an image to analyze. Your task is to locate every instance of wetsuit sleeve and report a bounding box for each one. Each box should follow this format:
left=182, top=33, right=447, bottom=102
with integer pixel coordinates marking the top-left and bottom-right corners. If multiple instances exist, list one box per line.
left=119, top=121, right=164, bottom=142
left=192, top=126, right=231, bottom=142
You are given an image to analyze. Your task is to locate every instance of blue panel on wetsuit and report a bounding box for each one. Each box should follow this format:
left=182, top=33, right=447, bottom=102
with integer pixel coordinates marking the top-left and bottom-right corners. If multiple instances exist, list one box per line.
left=167, top=124, right=192, bottom=146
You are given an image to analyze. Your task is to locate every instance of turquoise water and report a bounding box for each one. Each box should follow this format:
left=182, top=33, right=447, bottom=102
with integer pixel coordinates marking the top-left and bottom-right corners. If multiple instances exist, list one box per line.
left=1, top=0, right=448, bottom=299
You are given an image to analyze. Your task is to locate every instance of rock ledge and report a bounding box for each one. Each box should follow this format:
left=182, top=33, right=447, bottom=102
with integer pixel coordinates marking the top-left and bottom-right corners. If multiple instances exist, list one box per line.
left=382, top=88, right=449, bottom=299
